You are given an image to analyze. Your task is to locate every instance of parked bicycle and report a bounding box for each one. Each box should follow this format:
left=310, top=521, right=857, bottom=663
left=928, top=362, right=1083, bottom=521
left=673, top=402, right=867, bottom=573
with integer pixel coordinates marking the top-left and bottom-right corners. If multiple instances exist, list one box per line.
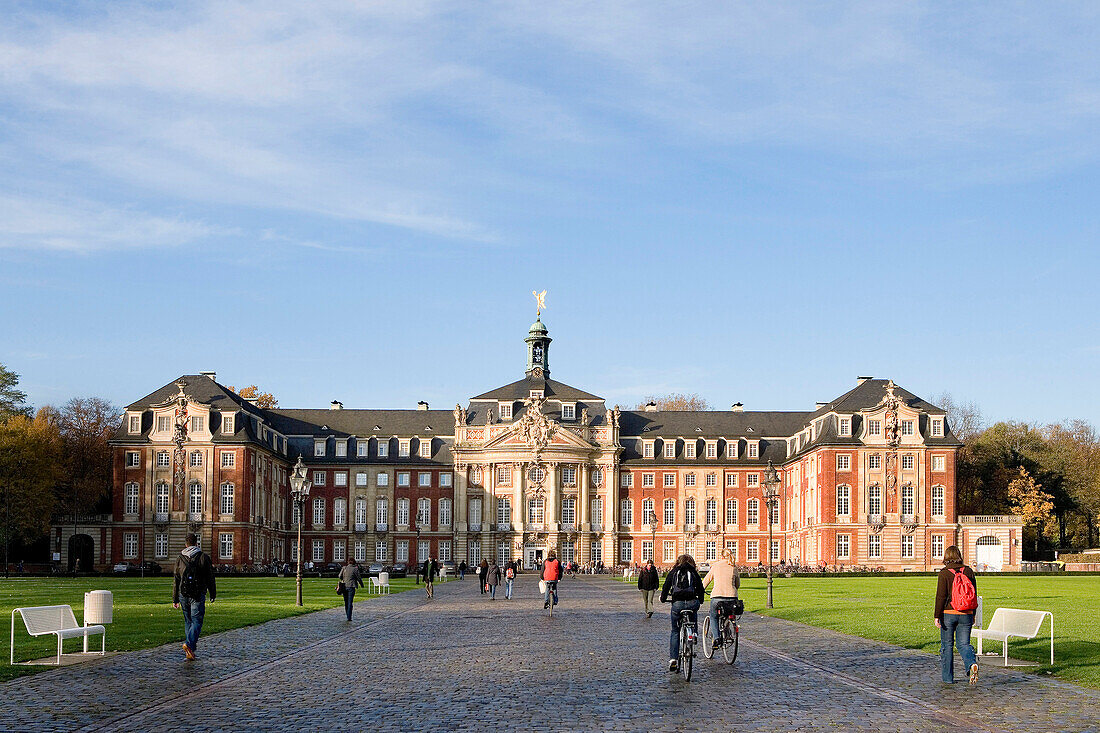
left=701, top=597, right=743, bottom=664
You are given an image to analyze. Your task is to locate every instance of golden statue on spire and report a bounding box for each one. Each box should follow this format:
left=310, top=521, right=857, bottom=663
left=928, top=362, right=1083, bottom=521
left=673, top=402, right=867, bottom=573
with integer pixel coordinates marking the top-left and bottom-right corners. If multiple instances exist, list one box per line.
left=533, top=289, right=546, bottom=317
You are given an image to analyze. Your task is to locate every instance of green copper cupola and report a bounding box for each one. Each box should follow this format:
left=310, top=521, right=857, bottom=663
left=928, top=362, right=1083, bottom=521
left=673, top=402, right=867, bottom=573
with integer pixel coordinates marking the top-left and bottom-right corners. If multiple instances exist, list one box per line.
left=525, top=318, right=551, bottom=378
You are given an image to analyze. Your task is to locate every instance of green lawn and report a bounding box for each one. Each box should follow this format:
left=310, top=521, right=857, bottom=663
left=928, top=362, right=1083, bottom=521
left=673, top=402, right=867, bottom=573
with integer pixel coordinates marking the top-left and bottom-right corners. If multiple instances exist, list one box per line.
left=1, top=574, right=421, bottom=682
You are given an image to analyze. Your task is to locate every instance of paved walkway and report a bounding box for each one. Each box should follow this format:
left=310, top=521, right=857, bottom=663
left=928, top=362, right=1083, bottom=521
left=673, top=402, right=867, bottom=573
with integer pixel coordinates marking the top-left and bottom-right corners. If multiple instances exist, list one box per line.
left=2, top=576, right=1099, bottom=732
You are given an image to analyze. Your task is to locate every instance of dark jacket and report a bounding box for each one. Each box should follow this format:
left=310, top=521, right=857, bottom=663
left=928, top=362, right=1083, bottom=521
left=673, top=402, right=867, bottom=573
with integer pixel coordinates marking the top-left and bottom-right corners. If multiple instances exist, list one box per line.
left=660, top=563, right=705, bottom=604
left=935, top=561, right=977, bottom=621
left=172, top=546, right=217, bottom=603
left=637, top=566, right=660, bottom=592
left=422, top=559, right=437, bottom=581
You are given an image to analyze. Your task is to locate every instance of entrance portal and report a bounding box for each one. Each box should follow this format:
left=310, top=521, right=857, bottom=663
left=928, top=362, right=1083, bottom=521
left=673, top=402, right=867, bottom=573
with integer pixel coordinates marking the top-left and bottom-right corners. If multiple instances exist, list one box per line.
left=68, top=534, right=94, bottom=573
left=975, top=535, right=1003, bottom=572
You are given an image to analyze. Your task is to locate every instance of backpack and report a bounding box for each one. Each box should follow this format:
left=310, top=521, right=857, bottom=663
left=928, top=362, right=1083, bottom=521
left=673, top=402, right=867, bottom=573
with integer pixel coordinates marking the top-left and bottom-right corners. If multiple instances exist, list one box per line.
left=950, top=568, right=977, bottom=612
left=670, top=567, right=694, bottom=599
left=506, top=567, right=515, bottom=579
left=180, top=553, right=206, bottom=599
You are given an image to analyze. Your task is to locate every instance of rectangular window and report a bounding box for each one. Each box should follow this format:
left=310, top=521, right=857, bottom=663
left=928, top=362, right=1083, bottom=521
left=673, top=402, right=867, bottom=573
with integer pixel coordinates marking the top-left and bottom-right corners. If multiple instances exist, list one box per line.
left=837, top=454, right=850, bottom=471
left=643, top=441, right=654, bottom=459
left=418, top=472, right=432, bottom=487
left=664, top=441, right=676, bottom=458
left=902, top=454, right=914, bottom=470
left=497, top=466, right=512, bottom=486
left=836, top=486, right=850, bottom=516
left=932, top=455, right=946, bottom=472
left=839, top=418, right=851, bottom=436
left=468, top=540, right=480, bottom=565
left=397, top=499, right=409, bottom=526
left=685, top=473, right=696, bottom=487
left=439, top=540, right=452, bottom=562
left=685, top=442, right=696, bottom=459
left=336, top=441, right=347, bottom=457
left=399, top=439, right=410, bottom=458
left=663, top=500, right=676, bottom=526
left=220, top=483, right=234, bottom=515
left=869, top=454, right=881, bottom=470
left=746, top=474, right=759, bottom=487
left=440, top=473, right=452, bottom=487
left=190, top=416, right=205, bottom=433
left=932, top=535, right=945, bottom=558
left=837, top=534, right=850, bottom=560
left=901, top=420, right=914, bottom=436
left=155, top=533, right=168, bottom=559
left=334, top=472, right=347, bottom=487
left=221, top=451, right=234, bottom=468
left=377, top=441, right=389, bottom=458
left=128, top=414, right=141, bottom=433
left=705, top=541, right=717, bottom=562
left=868, top=534, right=881, bottom=559
left=419, top=439, right=431, bottom=458
left=621, top=473, right=633, bottom=488
left=312, top=471, right=326, bottom=486
left=932, top=485, right=945, bottom=517
left=726, top=473, right=737, bottom=487
left=291, top=539, right=299, bottom=562
left=620, top=540, right=634, bottom=564
left=642, top=473, right=654, bottom=487
left=705, top=473, right=716, bottom=487
left=126, top=451, right=140, bottom=468
left=220, top=532, right=234, bottom=559
left=313, top=497, right=326, bottom=525
left=355, top=541, right=367, bottom=562
left=770, top=540, right=780, bottom=562
left=868, top=420, right=882, bottom=436
left=747, top=442, right=759, bottom=459
left=125, top=483, right=139, bottom=514
left=620, top=499, right=633, bottom=526
left=439, top=499, right=452, bottom=526
left=746, top=541, right=759, bottom=562
left=312, top=539, right=325, bottom=562
left=706, top=442, right=717, bottom=458
left=189, top=483, right=202, bottom=517
left=562, top=465, right=577, bottom=486
left=333, top=540, right=346, bottom=562
left=395, top=540, right=408, bottom=562
left=636, top=540, right=650, bottom=561
left=355, top=499, right=367, bottom=527
left=357, top=440, right=368, bottom=457
left=377, top=472, right=389, bottom=487
left=561, top=403, right=575, bottom=420
left=397, top=472, right=410, bottom=487
left=157, top=451, right=170, bottom=467
left=725, top=540, right=738, bottom=562
left=376, top=541, right=388, bottom=562
left=156, top=483, right=170, bottom=515
left=869, top=485, right=882, bottom=515
left=901, top=485, right=915, bottom=515
left=123, top=532, right=138, bottom=559
left=901, top=535, right=915, bottom=558
left=590, top=541, right=602, bottom=564
left=499, top=402, right=513, bottom=420
left=747, top=500, right=759, bottom=525
left=417, top=540, right=429, bottom=563
left=156, top=415, right=173, bottom=433
left=727, top=441, right=738, bottom=459
left=356, top=472, right=368, bottom=487
left=186, top=451, right=200, bottom=467
left=726, top=499, right=738, bottom=525
left=334, top=498, right=347, bottom=526
left=663, top=540, right=676, bottom=564
left=663, top=473, right=676, bottom=488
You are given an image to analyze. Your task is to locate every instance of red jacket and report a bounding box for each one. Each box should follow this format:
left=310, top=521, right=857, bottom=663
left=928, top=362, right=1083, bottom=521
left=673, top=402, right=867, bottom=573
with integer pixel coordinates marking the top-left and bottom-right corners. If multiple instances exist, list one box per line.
left=542, top=558, right=563, bottom=581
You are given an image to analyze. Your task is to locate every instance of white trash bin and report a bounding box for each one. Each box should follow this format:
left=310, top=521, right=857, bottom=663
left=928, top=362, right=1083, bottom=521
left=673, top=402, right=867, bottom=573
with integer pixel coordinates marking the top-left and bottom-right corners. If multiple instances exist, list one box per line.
left=83, top=590, right=113, bottom=652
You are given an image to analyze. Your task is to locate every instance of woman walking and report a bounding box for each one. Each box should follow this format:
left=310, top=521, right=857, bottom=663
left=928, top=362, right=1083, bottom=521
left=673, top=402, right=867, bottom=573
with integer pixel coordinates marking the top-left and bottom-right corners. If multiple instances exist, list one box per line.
left=478, top=559, right=489, bottom=594
left=504, top=561, right=516, bottom=599
left=486, top=559, right=501, bottom=600
left=637, top=559, right=660, bottom=618
left=934, top=545, right=979, bottom=685
left=338, top=558, right=364, bottom=622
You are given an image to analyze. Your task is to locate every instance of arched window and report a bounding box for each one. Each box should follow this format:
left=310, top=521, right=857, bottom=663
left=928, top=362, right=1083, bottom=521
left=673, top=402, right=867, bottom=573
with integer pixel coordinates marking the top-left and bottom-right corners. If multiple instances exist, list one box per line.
left=438, top=498, right=452, bottom=526
left=155, top=482, right=170, bottom=516
left=188, top=481, right=203, bottom=518
left=219, top=482, right=234, bottom=515
left=416, top=498, right=431, bottom=526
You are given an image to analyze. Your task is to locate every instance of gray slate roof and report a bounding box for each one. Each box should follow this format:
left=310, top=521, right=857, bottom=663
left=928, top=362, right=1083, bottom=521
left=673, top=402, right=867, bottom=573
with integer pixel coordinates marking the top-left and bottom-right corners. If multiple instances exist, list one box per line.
left=471, top=375, right=602, bottom=402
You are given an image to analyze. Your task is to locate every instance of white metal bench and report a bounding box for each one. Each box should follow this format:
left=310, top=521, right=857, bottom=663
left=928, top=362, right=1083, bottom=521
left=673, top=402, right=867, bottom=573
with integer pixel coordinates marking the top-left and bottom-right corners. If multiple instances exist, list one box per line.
left=11, top=605, right=106, bottom=665
left=369, top=574, right=390, bottom=595
left=971, top=607, right=1053, bottom=666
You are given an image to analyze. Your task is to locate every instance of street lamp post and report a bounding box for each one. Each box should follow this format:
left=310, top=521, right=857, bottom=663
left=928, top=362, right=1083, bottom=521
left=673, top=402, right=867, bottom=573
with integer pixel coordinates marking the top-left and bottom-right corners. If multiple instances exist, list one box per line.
left=647, top=510, right=658, bottom=565
left=762, top=460, right=781, bottom=609
left=289, top=456, right=312, bottom=607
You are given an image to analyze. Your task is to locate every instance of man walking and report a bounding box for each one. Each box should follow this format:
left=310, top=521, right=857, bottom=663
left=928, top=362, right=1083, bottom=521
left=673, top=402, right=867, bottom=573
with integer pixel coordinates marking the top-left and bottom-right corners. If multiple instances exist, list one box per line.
left=423, top=556, right=438, bottom=598
left=172, top=533, right=216, bottom=661
left=637, top=559, right=660, bottom=618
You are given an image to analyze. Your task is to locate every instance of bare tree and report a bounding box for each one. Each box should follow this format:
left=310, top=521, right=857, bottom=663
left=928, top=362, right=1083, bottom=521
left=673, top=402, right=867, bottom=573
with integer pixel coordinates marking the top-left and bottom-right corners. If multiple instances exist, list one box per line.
left=636, top=393, right=710, bottom=411
left=928, top=391, right=983, bottom=442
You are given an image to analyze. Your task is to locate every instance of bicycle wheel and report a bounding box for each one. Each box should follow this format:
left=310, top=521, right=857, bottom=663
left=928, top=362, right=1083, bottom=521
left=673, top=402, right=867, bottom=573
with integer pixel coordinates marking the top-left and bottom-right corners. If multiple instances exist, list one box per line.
left=701, top=615, right=714, bottom=659
left=722, top=619, right=738, bottom=664
left=680, top=625, right=693, bottom=681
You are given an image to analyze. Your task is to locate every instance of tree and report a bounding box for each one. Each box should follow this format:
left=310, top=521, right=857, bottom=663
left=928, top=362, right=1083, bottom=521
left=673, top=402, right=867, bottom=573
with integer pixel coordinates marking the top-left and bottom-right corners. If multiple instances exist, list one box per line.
left=0, top=410, right=63, bottom=573
left=227, top=384, right=278, bottom=409
left=636, top=393, right=710, bottom=411
left=928, top=391, right=984, bottom=442
left=1044, top=420, right=1100, bottom=549
left=0, top=364, right=32, bottom=421
left=55, top=397, right=118, bottom=520
left=1006, top=466, right=1056, bottom=557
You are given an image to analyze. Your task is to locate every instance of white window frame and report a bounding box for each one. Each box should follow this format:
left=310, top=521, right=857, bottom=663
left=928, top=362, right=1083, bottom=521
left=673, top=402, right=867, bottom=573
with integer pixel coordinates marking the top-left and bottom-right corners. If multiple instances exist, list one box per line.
left=498, top=402, right=513, bottom=420
left=333, top=540, right=346, bottom=562
left=354, top=540, right=367, bottom=563
left=663, top=540, right=676, bottom=564
left=356, top=472, right=368, bottom=487
left=620, top=540, right=634, bottom=564
left=642, top=473, right=654, bottom=487
left=902, top=454, right=914, bottom=470
left=397, top=472, right=410, bottom=487
left=932, top=485, right=945, bottom=517
left=663, top=473, right=676, bottom=488
left=747, top=441, right=759, bottom=459
left=869, top=454, right=881, bottom=470
left=664, top=441, right=676, bottom=459
left=312, top=497, right=326, bottom=525
left=836, top=485, right=850, bottom=517
left=336, top=441, right=347, bottom=457
left=706, top=441, right=717, bottom=458
left=314, top=440, right=326, bottom=457
left=747, top=498, right=759, bottom=525
left=620, top=499, right=633, bottom=526
left=643, top=441, right=655, bottom=459
left=932, top=455, right=946, bottom=472
left=220, top=482, right=234, bottom=516
left=663, top=498, right=675, bottom=526
left=334, top=471, right=348, bottom=487
left=561, top=403, right=575, bottom=420
left=869, top=533, right=882, bottom=559
left=376, top=541, right=388, bottom=562
left=932, top=535, right=945, bottom=558
left=439, top=498, right=452, bottom=527
left=705, top=472, right=717, bottom=487
left=124, top=482, right=140, bottom=515
left=746, top=474, right=759, bottom=487
left=868, top=420, right=882, bottom=436
left=901, top=420, right=914, bottom=436
left=399, top=439, right=410, bottom=458
left=440, top=473, right=452, bottom=487
left=726, top=473, right=737, bottom=487
left=377, top=472, right=389, bottom=487
left=418, top=472, right=432, bottom=487
left=837, top=454, right=850, bottom=471
left=901, top=534, right=915, bottom=558
left=155, top=532, right=168, bottom=559
left=419, top=439, right=432, bottom=458
left=123, top=532, right=138, bottom=559
left=377, top=441, right=389, bottom=458
left=334, top=498, right=347, bottom=526
left=726, top=499, right=738, bottom=526
left=931, top=418, right=944, bottom=437
left=219, top=532, right=234, bottom=560
left=357, top=439, right=368, bottom=457
left=312, top=471, right=326, bottom=486
left=621, top=472, right=633, bottom=488
left=395, top=540, right=407, bottom=562
left=312, top=539, right=325, bottom=562
left=685, top=473, right=696, bottom=487
left=839, top=417, right=851, bottom=436
left=837, top=534, right=850, bottom=560
left=684, top=441, right=697, bottom=459
left=128, top=414, right=141, bottom=434
left=746, top=540, right=759, bottom=562
left=126, top=451, right=140, bottom=468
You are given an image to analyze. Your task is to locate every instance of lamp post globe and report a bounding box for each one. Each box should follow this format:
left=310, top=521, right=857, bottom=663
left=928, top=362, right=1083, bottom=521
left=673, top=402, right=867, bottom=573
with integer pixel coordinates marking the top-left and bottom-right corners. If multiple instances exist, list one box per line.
left=289, top=456, right=312, bottom=607
left=762, top=460, right=781, bottom=610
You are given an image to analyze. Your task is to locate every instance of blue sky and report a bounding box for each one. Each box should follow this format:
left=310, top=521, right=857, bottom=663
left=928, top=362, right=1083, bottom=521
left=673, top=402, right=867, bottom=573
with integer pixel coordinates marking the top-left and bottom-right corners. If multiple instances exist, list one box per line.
left=2, top=2, right=1098, bottom=424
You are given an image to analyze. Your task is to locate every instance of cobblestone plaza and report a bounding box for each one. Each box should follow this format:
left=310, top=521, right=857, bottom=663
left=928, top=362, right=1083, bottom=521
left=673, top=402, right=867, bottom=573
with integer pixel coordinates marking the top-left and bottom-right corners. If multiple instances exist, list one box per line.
left=3, top=577, right=1098, bottom=732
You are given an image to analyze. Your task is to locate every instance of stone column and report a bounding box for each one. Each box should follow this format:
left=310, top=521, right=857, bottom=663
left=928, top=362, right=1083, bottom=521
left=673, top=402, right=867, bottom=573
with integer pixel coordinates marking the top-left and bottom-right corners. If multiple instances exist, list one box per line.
left=454, top=465, right=468, bottom=561
left=547, top=463, right=559, bottom=527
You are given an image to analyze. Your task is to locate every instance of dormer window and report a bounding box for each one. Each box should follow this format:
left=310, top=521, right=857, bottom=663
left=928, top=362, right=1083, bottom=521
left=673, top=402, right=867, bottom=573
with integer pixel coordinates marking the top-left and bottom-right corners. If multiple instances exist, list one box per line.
left=222, top=414, right=234, bottom=434
left=901, top=420, right=914, bottom=436
left=357, top=439, right=368, bottom=457
left=314, top=440, right=326, bottom=457
left=530, top=390, right=544, bottom=399
left=931, top=418, right=944, bottom=437
left=157, top=415, right=172, bottom=433
left=868, top=420, right=882, bottom=436
left=663, top=441, right=676, bottom=459
left=499, top=402, right=513, bottom=420
left=684, top=441, right=697, bottom=459
left=377, top=440, right=389, bottom=458
left=419, top=439, right=432, bottom=458
left=643, top=440, right=655, bottom=459
left=128, top=414, right=141, bottom=434
left=190, top=416, right=205, bottom=433
left=839, top=417, right=851, bottom=437
left=747, top=441, right=759, bottom=459
left=727, top=440, right=738, bottom=459
left=336, top=441, right=347, bottom=457
left=399, top=439, right=410, bottom=458
left=561, top=403, right=575, bottom=421
left=706, top=441, right=717, bottom=459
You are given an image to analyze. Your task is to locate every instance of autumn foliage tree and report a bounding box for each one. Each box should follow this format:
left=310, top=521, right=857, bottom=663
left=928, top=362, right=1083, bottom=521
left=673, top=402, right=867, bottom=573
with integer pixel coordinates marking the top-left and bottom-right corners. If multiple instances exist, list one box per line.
left=0, top=410, right=63, bottom=570
left=636, top=393, right=710, bottom=411
left=1007, top=467, right=1056, bottom=555
left=227, top=384, right=279, bottom=409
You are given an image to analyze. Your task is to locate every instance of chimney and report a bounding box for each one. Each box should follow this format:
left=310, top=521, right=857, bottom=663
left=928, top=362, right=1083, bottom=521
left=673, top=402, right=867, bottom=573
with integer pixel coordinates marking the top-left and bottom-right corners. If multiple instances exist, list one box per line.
left=330, top=400, right=343, bottom=410
left=816, top=402, right=829, bottom=410
left=417, top=401, right=429, bottom=411
left=857, top=376, right=873, bottom=386
left=199, top=371, right=216, bottom=381
left=644, top=401, right=658, bottom=413
left=731, top=402, right=743, bottom=413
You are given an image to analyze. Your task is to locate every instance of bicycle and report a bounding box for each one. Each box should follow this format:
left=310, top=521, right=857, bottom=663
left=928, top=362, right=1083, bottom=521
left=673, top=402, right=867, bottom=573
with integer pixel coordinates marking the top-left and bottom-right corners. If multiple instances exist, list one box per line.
left=701, top=598, right=743, bottom=664
left=543, top=580, right=558, bottom=617
left=676, top=608, right=698, bottom=681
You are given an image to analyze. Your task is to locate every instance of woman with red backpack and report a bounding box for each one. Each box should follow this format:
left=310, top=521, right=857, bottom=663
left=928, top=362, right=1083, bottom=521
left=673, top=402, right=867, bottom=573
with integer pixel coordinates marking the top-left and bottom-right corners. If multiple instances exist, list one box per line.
left=934, top=545, right=979, bottom=685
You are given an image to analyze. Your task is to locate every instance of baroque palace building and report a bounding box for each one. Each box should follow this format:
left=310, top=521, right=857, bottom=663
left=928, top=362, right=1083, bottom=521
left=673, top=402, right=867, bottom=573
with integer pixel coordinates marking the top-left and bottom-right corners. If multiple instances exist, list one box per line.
left=57, top=318, right=1022, bottom=573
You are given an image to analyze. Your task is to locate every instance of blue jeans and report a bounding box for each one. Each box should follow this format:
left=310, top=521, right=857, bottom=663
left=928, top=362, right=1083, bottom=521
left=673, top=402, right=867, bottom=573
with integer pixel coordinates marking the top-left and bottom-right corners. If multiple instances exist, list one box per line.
left=543, top=580, right=558, bottom=606
left=489, top=584, right=497, bottom=599
left=505, top=578, right=514, bottom=599
left=180, top=595, right=206, bottom=651
left=940, top=613, right=977, bottom=682
left=710, top=597, right=736, bottom=641
left=670, top=599, right=700, bottom=660
left=344, top=588, right=356, bottom=620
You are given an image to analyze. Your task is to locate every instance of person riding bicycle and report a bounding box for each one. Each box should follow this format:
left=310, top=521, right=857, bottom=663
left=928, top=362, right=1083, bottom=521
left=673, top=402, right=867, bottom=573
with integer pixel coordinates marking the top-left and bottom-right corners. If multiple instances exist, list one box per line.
left=542, top=550, right=563, bottom=609
left=661, top=553, right=705, bottom=672
left=700, top=548, right=740, bottom=646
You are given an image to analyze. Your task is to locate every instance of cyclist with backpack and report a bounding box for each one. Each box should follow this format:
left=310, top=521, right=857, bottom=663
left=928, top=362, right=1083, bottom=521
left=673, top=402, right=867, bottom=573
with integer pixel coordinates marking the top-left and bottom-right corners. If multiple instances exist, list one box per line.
left=172, top=533, right=217, bottom=661
left=660, top=554, right=705, bottom=672
left=934, top=544, right=979, bottom=685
